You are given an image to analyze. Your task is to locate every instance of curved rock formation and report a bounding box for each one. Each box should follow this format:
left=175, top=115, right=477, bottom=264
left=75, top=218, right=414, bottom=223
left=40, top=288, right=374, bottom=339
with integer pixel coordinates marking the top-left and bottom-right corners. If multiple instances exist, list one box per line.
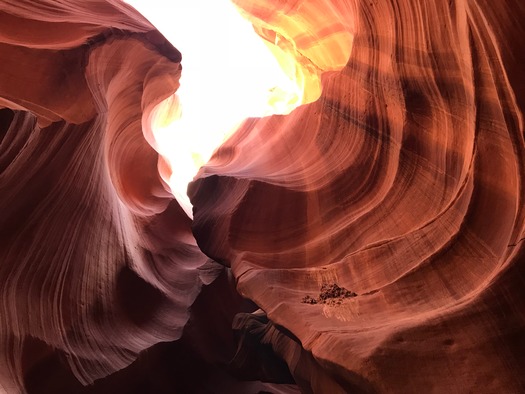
left=190, top=0, right=525, bottom=392
left=1, top=0, right=525, bottom=393
left=0, top=1, right=218, bottom=392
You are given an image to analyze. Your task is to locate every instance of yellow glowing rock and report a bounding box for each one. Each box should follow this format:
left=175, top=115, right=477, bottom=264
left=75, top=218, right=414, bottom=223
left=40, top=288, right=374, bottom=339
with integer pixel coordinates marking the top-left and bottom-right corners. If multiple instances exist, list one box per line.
left=233, top=0, right=354, bottom=104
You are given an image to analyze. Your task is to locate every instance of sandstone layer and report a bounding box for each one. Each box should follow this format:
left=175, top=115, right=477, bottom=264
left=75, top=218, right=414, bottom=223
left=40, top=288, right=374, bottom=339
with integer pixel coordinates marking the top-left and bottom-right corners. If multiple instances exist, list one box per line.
left=1, top=0, right=525, bottom=393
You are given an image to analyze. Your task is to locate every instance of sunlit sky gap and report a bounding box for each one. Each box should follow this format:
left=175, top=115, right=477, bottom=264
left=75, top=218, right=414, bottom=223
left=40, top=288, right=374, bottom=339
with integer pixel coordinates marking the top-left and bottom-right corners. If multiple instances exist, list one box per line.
left=125, top=0, right=304, bottom=217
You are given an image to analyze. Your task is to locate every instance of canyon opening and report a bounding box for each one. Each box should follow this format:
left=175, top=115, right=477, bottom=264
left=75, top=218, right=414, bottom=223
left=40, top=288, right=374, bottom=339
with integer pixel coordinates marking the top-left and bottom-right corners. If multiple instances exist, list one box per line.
left=126, top=0, right=310, bottom=217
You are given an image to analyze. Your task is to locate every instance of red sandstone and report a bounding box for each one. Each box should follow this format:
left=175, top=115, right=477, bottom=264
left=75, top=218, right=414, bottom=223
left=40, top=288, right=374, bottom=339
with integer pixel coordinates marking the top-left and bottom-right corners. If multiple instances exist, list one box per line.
left=1, top=0, right=524, bottom=393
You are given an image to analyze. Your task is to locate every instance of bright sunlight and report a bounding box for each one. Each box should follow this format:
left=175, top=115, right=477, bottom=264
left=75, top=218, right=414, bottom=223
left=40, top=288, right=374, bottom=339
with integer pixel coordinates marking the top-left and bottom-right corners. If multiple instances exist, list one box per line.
left=126, top=0, right=307, bottom=217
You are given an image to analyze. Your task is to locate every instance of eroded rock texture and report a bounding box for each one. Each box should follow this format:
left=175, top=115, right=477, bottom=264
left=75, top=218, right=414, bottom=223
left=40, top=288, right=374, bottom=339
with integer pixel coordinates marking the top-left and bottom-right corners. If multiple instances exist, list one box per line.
left=191, top=0, right=525, bottom=392
left=1, top=0, right=525, bottom=393
left=0, top=1, right=219, bottom=392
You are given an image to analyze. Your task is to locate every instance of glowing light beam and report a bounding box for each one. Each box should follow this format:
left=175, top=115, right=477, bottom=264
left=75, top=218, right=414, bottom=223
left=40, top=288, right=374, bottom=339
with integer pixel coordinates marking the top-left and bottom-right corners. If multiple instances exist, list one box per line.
left=125, top=0, right=307, bottom=217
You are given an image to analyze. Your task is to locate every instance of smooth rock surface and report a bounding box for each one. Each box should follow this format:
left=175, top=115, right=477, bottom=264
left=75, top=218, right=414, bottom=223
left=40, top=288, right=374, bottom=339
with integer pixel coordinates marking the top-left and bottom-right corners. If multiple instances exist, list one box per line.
left=1, top=0, right=524, bottom=393
left=0, top=1, right=217, bottom=392
left=191, top=0, right=525, bottom=392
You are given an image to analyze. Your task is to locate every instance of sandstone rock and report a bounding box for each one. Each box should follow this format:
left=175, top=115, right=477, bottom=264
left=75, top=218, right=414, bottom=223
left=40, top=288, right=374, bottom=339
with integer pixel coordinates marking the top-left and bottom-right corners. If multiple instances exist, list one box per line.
left=1, top=0, right=525, bottom=392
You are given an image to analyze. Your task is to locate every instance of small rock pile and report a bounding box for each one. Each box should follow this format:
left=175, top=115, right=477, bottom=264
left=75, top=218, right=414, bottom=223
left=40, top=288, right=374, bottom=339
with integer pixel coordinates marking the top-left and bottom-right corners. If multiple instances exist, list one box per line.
left=302, top=283, right=357, bottom=306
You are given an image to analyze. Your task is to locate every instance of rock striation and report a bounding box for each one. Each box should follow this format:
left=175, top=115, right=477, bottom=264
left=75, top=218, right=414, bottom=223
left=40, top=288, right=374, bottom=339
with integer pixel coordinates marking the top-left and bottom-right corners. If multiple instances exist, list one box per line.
left=0, top=1, right=218, bottom=392
left=1, top=0, right=525, bottom=393
left=190, top=0, right=525, bottom=392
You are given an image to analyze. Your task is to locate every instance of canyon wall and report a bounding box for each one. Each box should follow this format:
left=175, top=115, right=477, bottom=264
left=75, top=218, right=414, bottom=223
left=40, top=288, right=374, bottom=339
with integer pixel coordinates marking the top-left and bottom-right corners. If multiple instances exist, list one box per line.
left=1, top=0, right=524, bottom=392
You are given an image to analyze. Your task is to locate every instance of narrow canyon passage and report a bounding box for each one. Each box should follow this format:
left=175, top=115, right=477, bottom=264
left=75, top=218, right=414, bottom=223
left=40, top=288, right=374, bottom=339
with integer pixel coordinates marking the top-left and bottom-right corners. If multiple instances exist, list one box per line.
left=0, top=0, right=524, bottom=393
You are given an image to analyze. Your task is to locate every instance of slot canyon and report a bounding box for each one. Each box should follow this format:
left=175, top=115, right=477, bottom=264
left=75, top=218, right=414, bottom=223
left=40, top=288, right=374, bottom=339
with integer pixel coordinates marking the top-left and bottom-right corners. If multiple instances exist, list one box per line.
left=0, top=0, right=524, bottom=393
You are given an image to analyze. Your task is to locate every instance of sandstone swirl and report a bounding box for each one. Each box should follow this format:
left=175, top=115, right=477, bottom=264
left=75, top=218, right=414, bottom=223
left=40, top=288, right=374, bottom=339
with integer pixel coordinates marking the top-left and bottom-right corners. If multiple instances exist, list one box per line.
left=191, top=0, right=525, bottom=392
left=1, top=0, right=525, bottom=393
left=0, top=1, right=219, bottom=392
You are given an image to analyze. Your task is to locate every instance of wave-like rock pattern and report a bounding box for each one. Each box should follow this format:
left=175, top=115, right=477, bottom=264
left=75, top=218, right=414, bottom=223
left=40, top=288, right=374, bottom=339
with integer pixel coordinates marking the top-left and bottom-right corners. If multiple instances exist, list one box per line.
left=190, top=0, right=525, bottom=392
left=1, top=0, right=525, bottom=393
left=0, top=1, right=219, bottom=392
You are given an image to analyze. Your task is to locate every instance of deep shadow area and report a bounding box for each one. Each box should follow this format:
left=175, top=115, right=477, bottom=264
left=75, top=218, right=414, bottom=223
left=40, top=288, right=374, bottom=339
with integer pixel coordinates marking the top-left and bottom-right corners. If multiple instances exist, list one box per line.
left=22, top=268, right=299, bottom=394
left=0, top=108, right=14, bottom=145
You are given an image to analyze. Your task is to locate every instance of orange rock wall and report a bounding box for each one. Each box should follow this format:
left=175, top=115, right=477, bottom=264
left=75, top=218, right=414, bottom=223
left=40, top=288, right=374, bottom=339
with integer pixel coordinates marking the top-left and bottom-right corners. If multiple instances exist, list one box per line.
left=0, top=1, right=216, bottom=391
left=191, top=0, right=525, bottom=392
left=1, top=0, right=525, bottom=393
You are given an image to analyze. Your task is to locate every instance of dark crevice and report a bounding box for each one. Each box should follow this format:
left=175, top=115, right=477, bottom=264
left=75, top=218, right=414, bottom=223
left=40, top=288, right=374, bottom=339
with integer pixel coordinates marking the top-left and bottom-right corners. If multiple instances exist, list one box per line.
left=0, top=108, right=15, bottom=145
